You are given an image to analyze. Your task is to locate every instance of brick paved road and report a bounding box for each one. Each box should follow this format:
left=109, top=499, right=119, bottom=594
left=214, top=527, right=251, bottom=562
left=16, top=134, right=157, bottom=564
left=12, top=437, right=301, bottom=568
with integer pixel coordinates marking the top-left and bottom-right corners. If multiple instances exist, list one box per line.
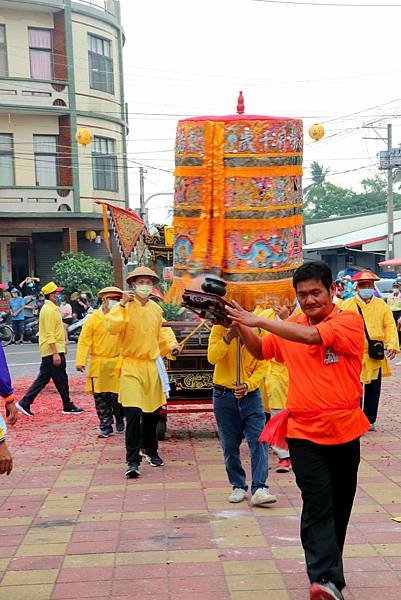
left=1, top=367, right=401, bottom=599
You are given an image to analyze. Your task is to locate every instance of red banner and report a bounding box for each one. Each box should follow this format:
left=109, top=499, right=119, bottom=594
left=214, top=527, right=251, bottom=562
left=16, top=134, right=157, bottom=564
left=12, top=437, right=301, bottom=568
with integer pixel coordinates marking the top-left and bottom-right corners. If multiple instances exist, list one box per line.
left=95, top=201, right=145, bottom=261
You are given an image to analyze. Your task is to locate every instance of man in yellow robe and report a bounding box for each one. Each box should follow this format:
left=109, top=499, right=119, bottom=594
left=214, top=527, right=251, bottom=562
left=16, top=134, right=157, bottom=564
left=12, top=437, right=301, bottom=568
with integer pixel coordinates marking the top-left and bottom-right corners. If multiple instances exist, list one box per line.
left=105, top=266, right=179, bottom=478
left=16, top=281, right=83, bottom=416
left=76, top=286, right=124, bottom=438
left=342, top=271, right=399, bottom=430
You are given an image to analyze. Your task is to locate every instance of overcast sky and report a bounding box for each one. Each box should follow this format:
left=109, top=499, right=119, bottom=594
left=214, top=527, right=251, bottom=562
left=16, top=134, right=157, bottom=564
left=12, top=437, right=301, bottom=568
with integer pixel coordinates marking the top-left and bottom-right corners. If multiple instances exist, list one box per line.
left=120, top=0, right=401, bottom=225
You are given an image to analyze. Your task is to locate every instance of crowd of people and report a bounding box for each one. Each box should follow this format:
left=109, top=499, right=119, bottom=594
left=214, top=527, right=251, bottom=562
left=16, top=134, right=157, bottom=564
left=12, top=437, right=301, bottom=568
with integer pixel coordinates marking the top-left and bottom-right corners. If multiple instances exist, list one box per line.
left=0, top=276, right=94, bottom=344
left=1, top=260, right=400, bottom=600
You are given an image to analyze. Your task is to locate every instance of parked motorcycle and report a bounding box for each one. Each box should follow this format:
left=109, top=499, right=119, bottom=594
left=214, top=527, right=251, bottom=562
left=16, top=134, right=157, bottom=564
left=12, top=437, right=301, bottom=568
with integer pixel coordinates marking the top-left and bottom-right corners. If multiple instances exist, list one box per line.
left=23, top=316, right=39, bottom=343
left=0, top=311, right=13, bottom=347
left=67, top=308, right=93, bottom=342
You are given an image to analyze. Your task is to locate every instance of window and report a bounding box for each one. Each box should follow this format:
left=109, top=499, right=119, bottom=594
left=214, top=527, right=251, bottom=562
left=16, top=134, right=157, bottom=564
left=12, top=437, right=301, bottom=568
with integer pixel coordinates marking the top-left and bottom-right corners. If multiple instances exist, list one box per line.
left=34, top=135, right=58, bottom=187
left=92, top=136, right=118, bottom=191
left=29, top=28, right=53, bottom=80
left=0, top=134, right=14, bottom=185
left=0, top=25, right=7, bottom=76
left=88, top=34, right=114, bottom=94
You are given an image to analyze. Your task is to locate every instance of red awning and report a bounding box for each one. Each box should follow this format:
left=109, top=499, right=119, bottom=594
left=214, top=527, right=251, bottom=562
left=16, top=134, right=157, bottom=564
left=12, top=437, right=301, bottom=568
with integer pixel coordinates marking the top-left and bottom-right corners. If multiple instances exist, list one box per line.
left=378, top=258, right=401, bottom=267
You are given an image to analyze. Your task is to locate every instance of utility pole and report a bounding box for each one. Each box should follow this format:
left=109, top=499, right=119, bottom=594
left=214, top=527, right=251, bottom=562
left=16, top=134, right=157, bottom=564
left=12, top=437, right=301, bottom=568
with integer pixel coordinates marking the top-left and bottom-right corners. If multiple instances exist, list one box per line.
left=139, top=167, right=147, bottom=225
left=387, top=124, right=394, bottom=260
left=363, top=121, right=396, bottom=260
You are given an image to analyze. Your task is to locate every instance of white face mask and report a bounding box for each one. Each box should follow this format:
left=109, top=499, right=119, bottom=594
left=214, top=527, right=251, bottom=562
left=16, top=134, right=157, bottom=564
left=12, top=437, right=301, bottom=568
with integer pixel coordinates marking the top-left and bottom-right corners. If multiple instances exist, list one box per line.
left=135, top=284, right=152, bottom=299
left=107, top=299, right=118, bottom=308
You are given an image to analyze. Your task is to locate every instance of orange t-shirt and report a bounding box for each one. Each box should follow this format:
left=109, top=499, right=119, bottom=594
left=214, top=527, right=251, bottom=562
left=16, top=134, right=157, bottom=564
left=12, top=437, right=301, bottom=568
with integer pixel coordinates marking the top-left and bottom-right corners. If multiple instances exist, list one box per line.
left=261, top=305, right=370, bottom=445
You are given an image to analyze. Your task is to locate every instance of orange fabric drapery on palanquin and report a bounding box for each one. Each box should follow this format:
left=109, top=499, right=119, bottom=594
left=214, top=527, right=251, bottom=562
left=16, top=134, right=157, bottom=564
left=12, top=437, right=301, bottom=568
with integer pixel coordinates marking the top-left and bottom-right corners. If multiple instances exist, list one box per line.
left=167, top=114, right=303, bottom=310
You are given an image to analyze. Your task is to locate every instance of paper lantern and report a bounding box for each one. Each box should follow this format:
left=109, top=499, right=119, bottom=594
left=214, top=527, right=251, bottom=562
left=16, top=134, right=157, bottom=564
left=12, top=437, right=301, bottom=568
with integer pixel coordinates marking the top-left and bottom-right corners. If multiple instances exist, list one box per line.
left=85, top=230, right=96, bottom=241
left=75, top=128, right=93, bottom=147
left=308, top=123, right=325, bottom=142
left=167, top=111, right=303, bottom=310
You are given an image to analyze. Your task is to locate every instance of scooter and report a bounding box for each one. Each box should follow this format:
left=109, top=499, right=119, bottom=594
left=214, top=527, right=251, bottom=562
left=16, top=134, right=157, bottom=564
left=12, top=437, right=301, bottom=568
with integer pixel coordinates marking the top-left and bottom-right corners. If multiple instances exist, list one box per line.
left=23, top=316, right=39, bottom=343
left=67, top=308, right=93, bottom=343
left=0, top=311, right=13, bottom=347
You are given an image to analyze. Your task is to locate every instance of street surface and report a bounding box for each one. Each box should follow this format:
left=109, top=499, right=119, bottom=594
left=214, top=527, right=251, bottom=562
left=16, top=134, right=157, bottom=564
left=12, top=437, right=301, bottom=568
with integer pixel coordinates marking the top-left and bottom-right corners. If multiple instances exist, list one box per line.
left=1, top=362, right=401, bottom=598
left=4, top=343, right=85, bottom=381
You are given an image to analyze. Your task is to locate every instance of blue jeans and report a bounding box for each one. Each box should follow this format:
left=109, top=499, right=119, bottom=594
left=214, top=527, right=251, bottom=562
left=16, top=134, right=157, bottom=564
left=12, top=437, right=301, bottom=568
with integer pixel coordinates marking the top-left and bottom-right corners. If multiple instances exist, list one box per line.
left=12, top=319, right=24, bottom=340
left=213, top=386, right=268, bottom=494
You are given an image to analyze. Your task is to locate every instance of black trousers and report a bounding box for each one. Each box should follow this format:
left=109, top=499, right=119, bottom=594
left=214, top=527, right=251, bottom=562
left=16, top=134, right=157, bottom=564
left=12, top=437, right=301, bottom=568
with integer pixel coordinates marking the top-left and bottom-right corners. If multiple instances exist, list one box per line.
left=124, top=406, right=159, bottom=465
left=288, top=437, right=360, bottom=591
left=363, top=368, right=382, bottom=424
left=21, top=353, right=71, bottom=410
left=392, top=310, right=401, bottom=346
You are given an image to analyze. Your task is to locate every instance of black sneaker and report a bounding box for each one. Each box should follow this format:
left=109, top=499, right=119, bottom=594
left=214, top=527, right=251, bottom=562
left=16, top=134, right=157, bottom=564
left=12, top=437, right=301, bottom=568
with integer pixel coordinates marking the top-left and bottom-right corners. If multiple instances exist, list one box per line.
left=62, top=404, right=84, bottom=414
left=145, top=453, right=164, bottom=467
left=15, top=401, right=34, bottom=417
left=115, top=420, right=125, bottom=433
left=125, top=463, right=140, bottom=478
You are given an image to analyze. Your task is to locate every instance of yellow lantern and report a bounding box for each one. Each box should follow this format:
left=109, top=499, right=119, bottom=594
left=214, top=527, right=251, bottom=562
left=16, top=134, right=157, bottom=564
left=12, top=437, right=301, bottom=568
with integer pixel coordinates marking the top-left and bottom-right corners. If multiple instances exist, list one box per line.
left=85, top=230, right=96, bottom=242
left=308, top=123, right=325, bottom=142
left=75, top=128, right=93, bottom=147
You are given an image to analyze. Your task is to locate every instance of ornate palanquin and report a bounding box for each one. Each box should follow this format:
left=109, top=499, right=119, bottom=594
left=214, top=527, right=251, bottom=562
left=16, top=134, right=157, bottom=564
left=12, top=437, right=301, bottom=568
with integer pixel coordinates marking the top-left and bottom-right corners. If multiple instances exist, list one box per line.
left=167, top=110, right=303, bottom=310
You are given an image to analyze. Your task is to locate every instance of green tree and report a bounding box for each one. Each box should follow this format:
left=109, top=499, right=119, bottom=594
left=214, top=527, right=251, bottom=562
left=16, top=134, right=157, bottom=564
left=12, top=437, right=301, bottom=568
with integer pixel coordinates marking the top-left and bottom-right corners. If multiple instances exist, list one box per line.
left=52, top=252, right=114, bottom=297
left=353, top=176, right=387, bottom=213
left=304, top=182, right=357, bottom=220
left=304, top=161, right=330, bottom=198
left=304, top=173, right=401, bottom=221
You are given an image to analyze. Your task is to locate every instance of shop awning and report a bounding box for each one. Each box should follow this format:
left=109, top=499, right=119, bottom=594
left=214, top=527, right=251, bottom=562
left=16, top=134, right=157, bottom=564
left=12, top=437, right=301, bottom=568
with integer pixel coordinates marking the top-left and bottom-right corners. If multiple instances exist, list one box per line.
left=304, top=217, right=401, bottom=251
left=378, top=257, right=401, bottom=267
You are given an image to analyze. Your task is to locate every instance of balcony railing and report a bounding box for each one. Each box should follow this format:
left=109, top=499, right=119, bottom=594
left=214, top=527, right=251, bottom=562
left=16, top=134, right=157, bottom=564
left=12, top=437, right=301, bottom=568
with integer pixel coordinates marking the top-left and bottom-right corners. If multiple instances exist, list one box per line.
left=0, top=78, right=69, bottom=111
left=74, top=0, right=118, bottom=16
left=0, top=188, right=73, bottom=213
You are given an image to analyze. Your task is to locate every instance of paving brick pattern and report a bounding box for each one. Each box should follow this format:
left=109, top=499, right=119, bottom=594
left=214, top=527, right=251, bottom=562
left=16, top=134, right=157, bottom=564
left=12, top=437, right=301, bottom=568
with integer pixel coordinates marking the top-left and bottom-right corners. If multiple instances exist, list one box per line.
left=2, top=371, right=401, bottom=599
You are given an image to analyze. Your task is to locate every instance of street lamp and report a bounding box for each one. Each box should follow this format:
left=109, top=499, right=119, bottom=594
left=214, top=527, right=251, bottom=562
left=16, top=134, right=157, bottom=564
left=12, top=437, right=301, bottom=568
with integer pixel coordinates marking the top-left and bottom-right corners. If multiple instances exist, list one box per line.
left=140, top=192, right=174, bottom=227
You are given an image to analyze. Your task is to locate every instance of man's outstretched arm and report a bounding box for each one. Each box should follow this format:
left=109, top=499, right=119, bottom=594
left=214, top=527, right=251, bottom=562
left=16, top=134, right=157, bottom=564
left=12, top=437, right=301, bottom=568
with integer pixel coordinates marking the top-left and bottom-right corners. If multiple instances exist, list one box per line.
left=227, top=301, right=322, bottom=346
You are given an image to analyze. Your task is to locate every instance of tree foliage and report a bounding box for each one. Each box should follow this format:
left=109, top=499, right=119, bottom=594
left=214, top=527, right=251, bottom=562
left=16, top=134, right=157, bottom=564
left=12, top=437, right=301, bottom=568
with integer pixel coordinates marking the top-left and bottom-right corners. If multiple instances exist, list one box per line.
left=304, top=167, right=401, bottom=221
left=52, top=252, right=114, bottom=297
left=304, top=182, right=356, bottom=220
left=304, top=161, right=330, bottom=197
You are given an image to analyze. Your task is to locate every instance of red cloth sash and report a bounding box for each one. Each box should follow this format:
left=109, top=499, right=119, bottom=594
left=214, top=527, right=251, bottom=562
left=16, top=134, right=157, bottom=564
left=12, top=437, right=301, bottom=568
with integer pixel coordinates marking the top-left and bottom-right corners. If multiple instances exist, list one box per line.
left=259, top=399, right=361, bottom=450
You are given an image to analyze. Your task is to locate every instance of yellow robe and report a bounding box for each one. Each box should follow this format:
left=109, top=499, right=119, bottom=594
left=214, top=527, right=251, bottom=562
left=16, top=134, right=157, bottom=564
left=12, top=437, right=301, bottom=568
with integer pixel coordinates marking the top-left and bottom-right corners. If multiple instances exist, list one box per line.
left=333, top=296, right=343, bottom=309
left=105, top=299, right=176, bottom=412
left=254, top=307, right=291, bottom=412
left=207, top=325, right=268, bottom=392
left=39, top=300, right=65, bottom=357
left=387, top=293, right=401, bottom=312
left=75, top=309, right=121, bottom=394
left=342, top=295, right=399, bottom=384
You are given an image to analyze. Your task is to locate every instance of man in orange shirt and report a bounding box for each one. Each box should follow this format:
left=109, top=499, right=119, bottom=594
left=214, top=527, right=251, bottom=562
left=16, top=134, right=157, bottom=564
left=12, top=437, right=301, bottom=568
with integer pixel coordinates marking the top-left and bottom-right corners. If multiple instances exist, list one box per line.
left=227, top=261, right=370, bottom=600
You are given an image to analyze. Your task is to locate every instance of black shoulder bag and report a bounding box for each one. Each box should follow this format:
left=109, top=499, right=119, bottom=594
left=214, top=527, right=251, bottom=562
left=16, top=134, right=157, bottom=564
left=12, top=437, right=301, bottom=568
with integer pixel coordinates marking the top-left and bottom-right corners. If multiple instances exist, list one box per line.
left=356, top=305, right=385, bottom=360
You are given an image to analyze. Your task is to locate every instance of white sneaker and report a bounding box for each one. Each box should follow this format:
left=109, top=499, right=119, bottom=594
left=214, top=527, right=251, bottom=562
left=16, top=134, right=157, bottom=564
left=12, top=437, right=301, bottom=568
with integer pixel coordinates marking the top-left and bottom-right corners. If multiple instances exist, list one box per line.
left=250, top=488, right=277, bottom=506
left=228, top=488, right=247, bottom=503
